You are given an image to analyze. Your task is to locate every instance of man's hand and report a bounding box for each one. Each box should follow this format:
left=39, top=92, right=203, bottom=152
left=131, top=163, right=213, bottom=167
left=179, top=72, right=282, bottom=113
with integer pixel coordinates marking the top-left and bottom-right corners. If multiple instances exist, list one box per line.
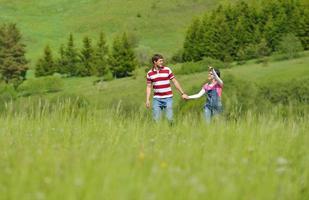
left=182, top=93, right=189, bottom=100
left=146, top=100, right=150, bottom=109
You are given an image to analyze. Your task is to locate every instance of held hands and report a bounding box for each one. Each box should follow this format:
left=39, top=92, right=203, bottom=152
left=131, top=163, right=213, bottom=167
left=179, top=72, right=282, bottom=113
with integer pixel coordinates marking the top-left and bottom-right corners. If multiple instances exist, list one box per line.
left=182, top=93, right=189, bottom=100
left=146, top=93, right=189, bottom=108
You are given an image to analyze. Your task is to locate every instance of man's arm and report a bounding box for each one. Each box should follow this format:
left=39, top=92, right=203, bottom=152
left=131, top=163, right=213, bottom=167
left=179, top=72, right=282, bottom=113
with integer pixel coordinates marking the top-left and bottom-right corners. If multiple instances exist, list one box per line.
left=146, top=83, right=152, bottom=108
left=171, top=78, right=187, bottom=98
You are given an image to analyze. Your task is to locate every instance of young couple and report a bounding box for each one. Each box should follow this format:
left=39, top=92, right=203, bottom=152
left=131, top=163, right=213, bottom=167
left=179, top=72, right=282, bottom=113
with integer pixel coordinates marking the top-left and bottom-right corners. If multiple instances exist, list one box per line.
left=146, top=54, right=223, bottom=123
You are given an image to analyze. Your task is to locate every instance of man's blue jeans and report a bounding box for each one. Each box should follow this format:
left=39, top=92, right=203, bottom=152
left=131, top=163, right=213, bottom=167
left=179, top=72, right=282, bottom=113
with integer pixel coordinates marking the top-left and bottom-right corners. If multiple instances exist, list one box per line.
left=152, top=97, right=173, bottom=122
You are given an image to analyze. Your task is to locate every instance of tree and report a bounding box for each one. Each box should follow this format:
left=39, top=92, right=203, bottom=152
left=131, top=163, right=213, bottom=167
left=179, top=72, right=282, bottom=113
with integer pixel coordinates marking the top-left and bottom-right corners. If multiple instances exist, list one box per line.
left=277, top=33, right=304, bottom=59
left=79, top=36, right=94, bottom=76
left=0, top=23, right=28, bottom=87
left=64, top=34, right=79, bottom=76
left=210, top=14, right=234, bottom=61
left=182, top=18, right=204, bottom=62
left=294, top=3, right=309, bottom=50
left=56, top=44, right=67, bottom=74
left=35, top=45, right=55, bottom=77
left=263, top=14, right=277, bottom=52
left=109, top=33, right=137, bottom=78
left=94, top=32, right=109, bottom=76
left=179, top=0, right=307, bottom=63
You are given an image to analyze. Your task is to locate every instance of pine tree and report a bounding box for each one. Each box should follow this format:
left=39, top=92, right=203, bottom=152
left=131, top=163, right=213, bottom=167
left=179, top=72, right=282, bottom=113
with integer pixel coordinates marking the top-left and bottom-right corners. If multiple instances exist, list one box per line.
left=273, top=7, right=288, bottom=50
left=261, top=1, right=287, bottom=51
left=94, top=32, right=109, bottom=76
left=209, top=13, right=234, bottom=61
left=79, top=36, right=94, bottom=76
left=182, top=18, right=203, bottom=62
left=179, top=0, right=307, bottom=63
left=109, top=33, right=137, bottom=78
left=35, top=45, right=55, bottom=77
left=263, top=14, right=277, bottom=51
left=234, top=16, right=249, bottom=59
left=56, top=44, right=67, bottom=74
left=64, top=34, right=79, bottom=76
left=294, top=2, right=309, bottom=50
left=200, top=14, right=213, bottom=58
left=0, top=23, right=28, bottom=87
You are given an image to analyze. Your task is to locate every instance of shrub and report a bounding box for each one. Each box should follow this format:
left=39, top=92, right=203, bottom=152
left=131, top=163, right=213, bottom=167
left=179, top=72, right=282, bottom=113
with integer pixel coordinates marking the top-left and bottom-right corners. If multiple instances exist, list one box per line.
left=277, top=33, right=304, bottom=59
left=18, top=76, right=64, bottom=96
left=0, top=84, right=18, bottom=112
left=103, top=70, right=114, bottom=81
left=258, top=78, right=309, bottom=105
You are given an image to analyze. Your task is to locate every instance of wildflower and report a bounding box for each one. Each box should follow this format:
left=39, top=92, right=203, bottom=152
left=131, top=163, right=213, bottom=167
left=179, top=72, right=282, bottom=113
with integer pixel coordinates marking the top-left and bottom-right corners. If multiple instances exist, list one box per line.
left=160, top=161, right=168, bottom=169
left=74, top=177, right=84, bottom=187
left=276, top=157, right=288, bottom=165
left=139, top=151, right=145, bottom=161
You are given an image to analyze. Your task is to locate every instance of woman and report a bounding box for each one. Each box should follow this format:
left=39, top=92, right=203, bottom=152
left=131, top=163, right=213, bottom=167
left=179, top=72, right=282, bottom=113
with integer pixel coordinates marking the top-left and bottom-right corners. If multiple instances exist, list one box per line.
left=185, top=66, right=223, bottom=123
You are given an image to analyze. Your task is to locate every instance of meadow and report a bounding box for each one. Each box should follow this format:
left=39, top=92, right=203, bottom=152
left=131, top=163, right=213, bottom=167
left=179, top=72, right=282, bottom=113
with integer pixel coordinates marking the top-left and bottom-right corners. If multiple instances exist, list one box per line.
left=0, top=101, right=308, bottom=199
left=1, top=0, right=308, bottom=198
left=0, top=54, right=308, bottom=199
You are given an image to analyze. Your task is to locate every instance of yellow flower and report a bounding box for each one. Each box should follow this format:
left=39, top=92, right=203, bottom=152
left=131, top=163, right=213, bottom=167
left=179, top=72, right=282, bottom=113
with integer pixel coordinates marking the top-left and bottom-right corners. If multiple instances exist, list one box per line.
left=139, top=151, right=145, bottom=161
left=160, top=161, right=168, bottom=169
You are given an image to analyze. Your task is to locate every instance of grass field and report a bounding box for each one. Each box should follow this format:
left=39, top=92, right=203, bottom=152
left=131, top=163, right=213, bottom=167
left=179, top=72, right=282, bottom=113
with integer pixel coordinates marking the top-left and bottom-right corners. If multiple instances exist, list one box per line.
left=0, top=54, right=307, bottom=199
left=0, top=0, right=223, bottom=62
left=1, top=1, right=309, bottom=197
left=0, top=103, right=308, bottom=199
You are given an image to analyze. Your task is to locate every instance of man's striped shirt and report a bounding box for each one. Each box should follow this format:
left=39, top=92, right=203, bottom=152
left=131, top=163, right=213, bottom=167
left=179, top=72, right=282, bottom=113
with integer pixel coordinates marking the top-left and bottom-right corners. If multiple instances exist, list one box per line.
left=146, top=66, right=175, bottom=98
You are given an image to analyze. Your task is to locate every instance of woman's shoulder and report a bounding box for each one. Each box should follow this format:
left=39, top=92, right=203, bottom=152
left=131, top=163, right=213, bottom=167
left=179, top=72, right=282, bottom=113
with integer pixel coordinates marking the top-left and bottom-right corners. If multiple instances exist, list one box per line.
left=203, top=83, right=209, bottom=90
left=203, top=82, right=223, bottom=90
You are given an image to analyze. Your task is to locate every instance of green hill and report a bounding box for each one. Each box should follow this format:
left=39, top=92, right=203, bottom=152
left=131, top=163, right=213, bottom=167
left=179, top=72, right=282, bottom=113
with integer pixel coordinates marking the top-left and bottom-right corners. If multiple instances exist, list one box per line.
left=17, top=54, right=309, bottom=111
left=0, top=0, right=224, bottom=63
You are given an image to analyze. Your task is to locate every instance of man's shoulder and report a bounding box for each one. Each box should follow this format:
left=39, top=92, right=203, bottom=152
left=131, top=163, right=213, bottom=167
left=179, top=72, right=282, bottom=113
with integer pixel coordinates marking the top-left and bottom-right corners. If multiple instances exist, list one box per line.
left=147, top=69, right=154, bottom=75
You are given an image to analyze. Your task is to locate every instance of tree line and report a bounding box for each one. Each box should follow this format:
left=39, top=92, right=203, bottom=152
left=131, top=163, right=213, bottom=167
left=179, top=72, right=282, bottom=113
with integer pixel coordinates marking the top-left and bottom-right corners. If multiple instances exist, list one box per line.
left=179, top=0, right=308, bottom=63
left=36, top=32, right=137, bottom=78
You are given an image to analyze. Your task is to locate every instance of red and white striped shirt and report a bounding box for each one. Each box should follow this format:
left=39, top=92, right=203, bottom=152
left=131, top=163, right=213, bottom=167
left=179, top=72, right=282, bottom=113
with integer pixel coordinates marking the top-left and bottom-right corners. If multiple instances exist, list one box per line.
left=146, top=66, right=175, bottom=98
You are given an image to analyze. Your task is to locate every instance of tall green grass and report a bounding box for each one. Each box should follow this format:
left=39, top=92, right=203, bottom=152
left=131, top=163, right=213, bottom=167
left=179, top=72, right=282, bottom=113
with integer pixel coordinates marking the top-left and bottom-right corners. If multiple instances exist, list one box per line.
left=0, top=101, right=308, bottom=199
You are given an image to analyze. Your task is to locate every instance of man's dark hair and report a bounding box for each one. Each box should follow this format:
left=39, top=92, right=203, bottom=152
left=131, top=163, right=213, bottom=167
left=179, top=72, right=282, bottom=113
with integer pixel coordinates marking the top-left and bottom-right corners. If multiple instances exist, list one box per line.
left=152, top=54, right=164, bottom=64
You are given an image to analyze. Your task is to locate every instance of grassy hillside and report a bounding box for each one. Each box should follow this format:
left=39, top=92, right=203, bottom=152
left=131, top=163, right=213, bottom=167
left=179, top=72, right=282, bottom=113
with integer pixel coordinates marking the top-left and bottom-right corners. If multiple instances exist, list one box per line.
left=14, top=54, right=307, bottom=112
left=22, top=54, right=307, bottom=109
left=0, top=0, right=223, bottom=63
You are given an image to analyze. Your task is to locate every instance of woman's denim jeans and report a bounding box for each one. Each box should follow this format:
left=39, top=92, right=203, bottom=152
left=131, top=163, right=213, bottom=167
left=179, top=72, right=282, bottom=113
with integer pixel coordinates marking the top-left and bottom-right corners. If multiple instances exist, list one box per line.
left=204, top=100, right=222, bottom=123
left=152, top=97, right=173, bottom=122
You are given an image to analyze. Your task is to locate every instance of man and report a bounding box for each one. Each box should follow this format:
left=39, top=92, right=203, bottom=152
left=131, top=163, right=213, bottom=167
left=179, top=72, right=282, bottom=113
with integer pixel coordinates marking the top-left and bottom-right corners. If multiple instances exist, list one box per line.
left=146, top=54, right=187, bottom=122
